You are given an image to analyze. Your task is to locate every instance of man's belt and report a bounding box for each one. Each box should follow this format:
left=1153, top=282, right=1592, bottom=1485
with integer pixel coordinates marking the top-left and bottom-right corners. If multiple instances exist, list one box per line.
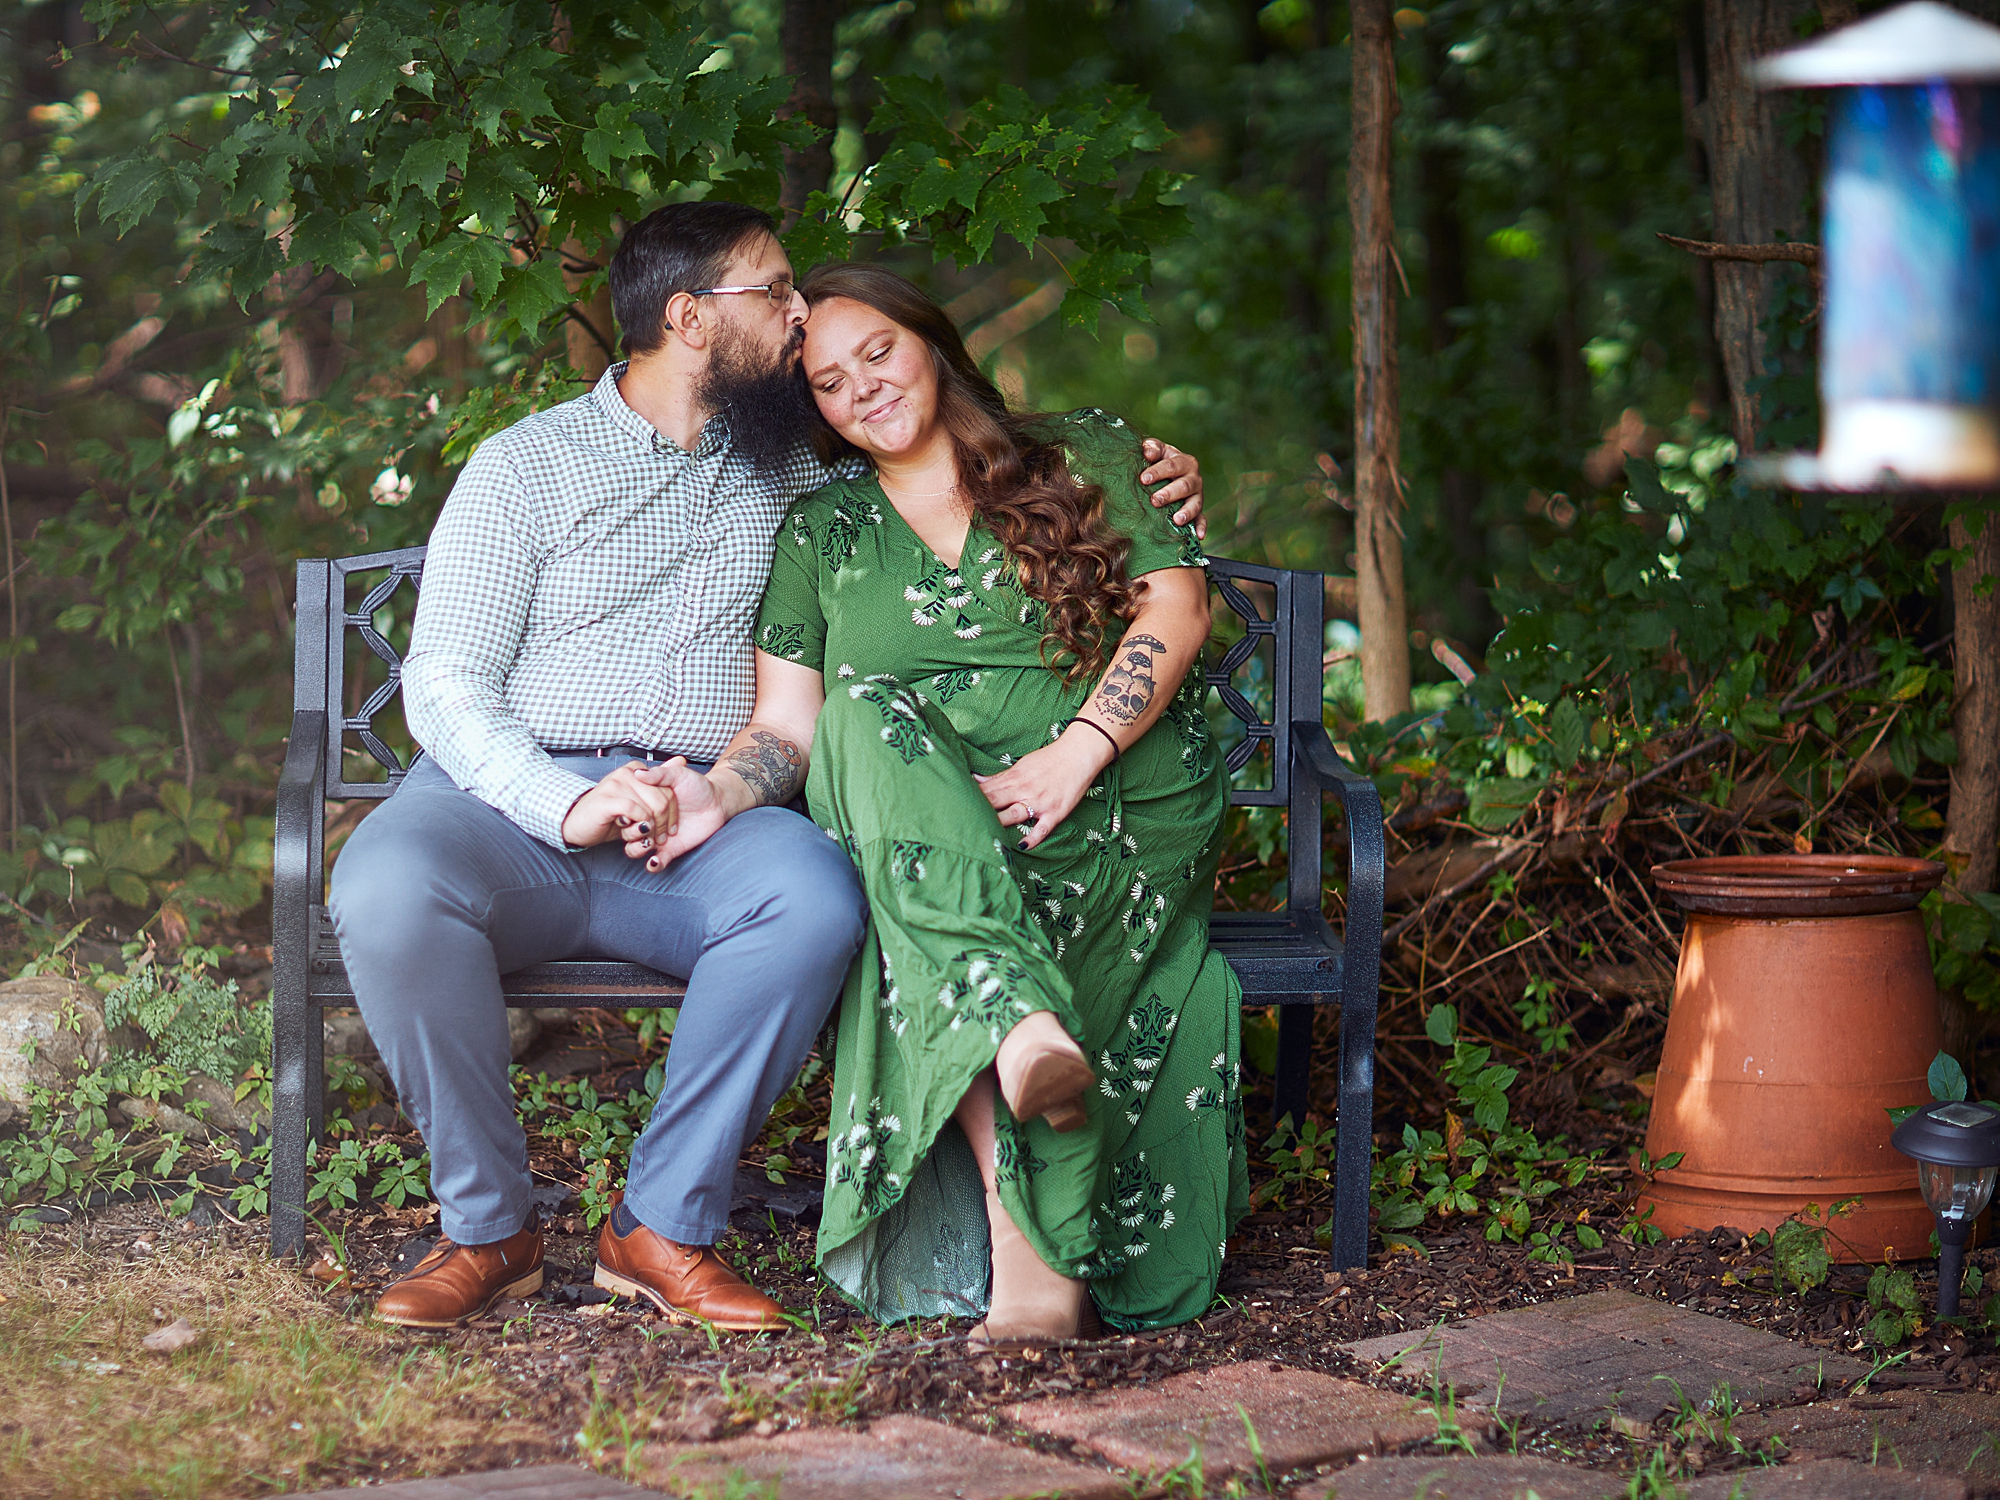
left=544, top=744, right=682, bottom=762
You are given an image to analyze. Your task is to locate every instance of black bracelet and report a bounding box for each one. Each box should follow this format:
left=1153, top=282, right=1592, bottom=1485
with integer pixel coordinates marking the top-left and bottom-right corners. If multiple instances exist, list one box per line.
left=1064, top=716, right=1121, bottom=764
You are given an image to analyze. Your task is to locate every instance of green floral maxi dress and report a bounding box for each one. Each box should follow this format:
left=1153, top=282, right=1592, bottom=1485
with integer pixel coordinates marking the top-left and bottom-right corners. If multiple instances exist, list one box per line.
left=755, top=410, right=1248, bottom=1332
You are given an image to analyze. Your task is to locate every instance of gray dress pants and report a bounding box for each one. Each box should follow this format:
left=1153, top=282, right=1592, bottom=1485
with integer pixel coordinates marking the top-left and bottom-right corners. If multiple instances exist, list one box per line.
left=329, top=754, right=867, bottom=1246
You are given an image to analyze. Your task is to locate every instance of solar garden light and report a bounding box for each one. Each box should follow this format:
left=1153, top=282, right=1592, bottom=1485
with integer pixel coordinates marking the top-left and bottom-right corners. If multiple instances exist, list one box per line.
left=1753, top=3, right=2000, bottom=489
left=1889, top=1100, right=2000, bottom=1317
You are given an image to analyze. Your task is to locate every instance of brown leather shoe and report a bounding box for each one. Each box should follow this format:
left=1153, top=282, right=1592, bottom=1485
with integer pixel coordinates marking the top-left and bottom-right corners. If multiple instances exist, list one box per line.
left=374, top=1217, right=544, bottom=1330
left=593, top=1191, right=789, bottom=1331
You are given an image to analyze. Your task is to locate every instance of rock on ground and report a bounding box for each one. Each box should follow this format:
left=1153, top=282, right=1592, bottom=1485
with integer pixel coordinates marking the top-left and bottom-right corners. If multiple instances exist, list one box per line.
left=180, top=1072, right=272, bottom=1135
left=0, top=975, right=108, bottom=1123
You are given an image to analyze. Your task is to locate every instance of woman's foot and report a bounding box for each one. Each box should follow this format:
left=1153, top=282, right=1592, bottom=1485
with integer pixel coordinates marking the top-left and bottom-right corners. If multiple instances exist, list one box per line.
left=995, top=1010, right=1094, bottom=1132
left=968, top=1188, right=1099, bottom=1346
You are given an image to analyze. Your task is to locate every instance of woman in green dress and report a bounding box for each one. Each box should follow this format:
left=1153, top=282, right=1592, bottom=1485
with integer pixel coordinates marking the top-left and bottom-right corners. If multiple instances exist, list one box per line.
left=669, top=264, right=1245, bottom=1340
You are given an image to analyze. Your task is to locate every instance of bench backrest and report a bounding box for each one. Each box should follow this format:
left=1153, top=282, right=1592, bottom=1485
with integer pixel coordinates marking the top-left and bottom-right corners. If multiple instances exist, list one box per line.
left=295, top=550, right=1332, bottom=916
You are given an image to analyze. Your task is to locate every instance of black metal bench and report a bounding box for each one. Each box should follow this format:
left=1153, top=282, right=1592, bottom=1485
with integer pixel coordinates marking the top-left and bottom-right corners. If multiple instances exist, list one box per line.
left=272, top=548, right=1384, bottom=1267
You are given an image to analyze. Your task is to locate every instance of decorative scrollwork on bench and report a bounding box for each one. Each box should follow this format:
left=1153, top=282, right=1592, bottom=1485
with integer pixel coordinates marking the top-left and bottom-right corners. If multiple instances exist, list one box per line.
left=338, top=556, right=424, bottom=787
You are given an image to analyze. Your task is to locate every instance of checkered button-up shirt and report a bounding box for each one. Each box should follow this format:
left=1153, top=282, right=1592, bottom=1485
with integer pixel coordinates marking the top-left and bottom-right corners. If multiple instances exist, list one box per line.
left=403, top=363, right=837, bottom=847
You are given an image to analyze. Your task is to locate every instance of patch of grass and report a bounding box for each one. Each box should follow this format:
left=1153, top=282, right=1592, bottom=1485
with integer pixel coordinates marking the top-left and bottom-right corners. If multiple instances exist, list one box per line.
left=0, top=1228, right=549, bottom=1499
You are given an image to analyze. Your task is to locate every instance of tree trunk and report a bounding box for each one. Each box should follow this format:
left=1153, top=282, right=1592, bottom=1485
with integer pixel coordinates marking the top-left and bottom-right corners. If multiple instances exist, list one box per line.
left=780, top=0, right=840, bottom=220
left=1943, top=506, right=2000, bottom=1081
left=1686, top=0, right=1822, bottom=451
left=1349, top=0, right=1410, bottom=720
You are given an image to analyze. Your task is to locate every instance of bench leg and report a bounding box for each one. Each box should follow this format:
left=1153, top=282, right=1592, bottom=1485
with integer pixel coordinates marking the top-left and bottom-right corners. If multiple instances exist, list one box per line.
left=1329, top=990, right=1378, bottom=1271
left=1272, top=1003, right=1314, bottom=1129
left=269, top=978, right=321, bottom=1258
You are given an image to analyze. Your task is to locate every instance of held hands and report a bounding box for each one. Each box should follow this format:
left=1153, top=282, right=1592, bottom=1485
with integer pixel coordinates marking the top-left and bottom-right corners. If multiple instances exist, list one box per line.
left=975, top=726, right=1117, bottom=852
left=559, top=758, right=727, bottom=868
left=1139, top=437, right=1206, bottom=539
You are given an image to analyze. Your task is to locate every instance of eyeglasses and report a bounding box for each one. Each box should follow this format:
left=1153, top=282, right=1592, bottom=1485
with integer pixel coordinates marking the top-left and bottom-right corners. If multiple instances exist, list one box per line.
left=686, top=279, right=795, bottom=306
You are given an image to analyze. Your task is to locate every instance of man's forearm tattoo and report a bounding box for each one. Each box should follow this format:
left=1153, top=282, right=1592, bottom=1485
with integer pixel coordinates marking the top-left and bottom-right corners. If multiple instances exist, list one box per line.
left=723, top=730, right=805, bottom=806
left=1094, top=634, right=1167, bottom=724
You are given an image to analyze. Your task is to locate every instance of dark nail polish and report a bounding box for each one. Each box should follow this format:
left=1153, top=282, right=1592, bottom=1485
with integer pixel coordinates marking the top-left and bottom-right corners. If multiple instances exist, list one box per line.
left=1017, top=839, right=1030, bottom=851
left=647, top=859, right=660, bottom=871
left=636, top=823, right=650, bottom=836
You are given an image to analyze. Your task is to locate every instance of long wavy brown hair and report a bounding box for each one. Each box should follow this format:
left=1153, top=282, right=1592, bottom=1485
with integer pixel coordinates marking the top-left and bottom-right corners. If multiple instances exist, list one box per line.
left=798, top=262, right=1140, bottom=682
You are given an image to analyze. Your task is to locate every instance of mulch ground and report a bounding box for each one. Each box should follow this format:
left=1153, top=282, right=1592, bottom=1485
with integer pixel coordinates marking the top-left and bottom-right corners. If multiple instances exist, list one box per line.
left=46, top=1186, right=1999, bottom=1494
left=16, top=1001, right=2000, bottom=1491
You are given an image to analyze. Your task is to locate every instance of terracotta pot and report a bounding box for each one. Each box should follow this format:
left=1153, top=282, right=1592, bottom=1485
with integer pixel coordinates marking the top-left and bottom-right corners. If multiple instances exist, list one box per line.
left=1637, top=854, right=1946, bottom=1262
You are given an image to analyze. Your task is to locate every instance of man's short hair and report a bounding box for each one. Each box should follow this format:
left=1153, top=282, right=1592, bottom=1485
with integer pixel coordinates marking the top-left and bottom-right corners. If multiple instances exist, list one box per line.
left=610, top=201, right=778, bottom=357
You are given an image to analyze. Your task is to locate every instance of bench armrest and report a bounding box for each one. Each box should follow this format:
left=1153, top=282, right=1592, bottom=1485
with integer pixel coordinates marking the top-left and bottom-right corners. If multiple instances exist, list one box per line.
left=274, top=710, right=327, bottom=917
left=1290, top=720, right=1385, bottom=990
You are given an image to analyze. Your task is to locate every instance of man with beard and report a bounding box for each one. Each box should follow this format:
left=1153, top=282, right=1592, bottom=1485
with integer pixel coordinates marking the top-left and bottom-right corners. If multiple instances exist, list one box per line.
left=330, top=202, right=1205, bottom=1330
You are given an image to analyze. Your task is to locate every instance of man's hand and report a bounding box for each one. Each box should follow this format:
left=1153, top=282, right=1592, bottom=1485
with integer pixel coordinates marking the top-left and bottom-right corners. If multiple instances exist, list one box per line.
left=561, top=761, right=680, bottom=851
left=629, top=759, right=731, bottom=869
left=1139, top=437, right=1206, bottom=539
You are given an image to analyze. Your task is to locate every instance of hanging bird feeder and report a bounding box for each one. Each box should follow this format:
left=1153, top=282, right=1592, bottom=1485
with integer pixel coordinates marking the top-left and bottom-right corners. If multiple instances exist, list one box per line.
left=1754, top=1, right=2000, bottom=489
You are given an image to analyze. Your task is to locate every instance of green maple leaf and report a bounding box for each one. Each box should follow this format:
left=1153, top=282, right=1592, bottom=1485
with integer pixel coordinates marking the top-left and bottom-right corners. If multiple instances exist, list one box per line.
left=409, top=235, right=508, bottom=315
left=458, top=155, right=538, bottom=238
left=335, top=20, right=418, bottom=118
left=906, top=157, right=984, bottom=219
left=582, top=100, right=649, bottom=176
left=782, top=207, right=852, bottom=273
left=468, top=57, right=556, bottom=140
left=392, top=134, right=473, bottom=200
left=498, top=256, right=573, bottom=340
left=967, top=164, right=1066, bottom=260
left=85, top=156, right=198, bottom=236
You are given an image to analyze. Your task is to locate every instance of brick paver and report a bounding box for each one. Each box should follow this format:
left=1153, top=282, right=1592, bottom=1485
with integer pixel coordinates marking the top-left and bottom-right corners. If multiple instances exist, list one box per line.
left=1005, top=1359, right=1444, bottom=1483
left=1295, top=1453, right=1613, bottom=1498
left=642, top=1413, right=1128, bottom=1500
left=1731, top=1391, right=2000, bottom=1484
left=1342, top=1288, right=1868, bottom=1424
left=288, top=1466, right=650, bottom=1500
left=1679, top=1459, right=1969, bottom=1499
left=1297, top=1456, right=1968, bottom=1500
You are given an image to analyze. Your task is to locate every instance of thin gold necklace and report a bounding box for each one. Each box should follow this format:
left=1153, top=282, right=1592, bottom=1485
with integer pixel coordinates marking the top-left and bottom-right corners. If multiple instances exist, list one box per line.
left=878, top=474, right=960, bottom=500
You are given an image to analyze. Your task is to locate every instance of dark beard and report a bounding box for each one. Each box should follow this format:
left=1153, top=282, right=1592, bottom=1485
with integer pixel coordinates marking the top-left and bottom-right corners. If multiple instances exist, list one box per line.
left=698, top=323, right=816, bottom=477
